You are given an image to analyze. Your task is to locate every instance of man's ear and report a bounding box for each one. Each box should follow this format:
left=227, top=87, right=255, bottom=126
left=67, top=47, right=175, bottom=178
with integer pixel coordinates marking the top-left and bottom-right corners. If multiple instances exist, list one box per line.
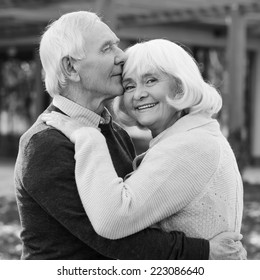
left=61, top=56, right=80, bottom=82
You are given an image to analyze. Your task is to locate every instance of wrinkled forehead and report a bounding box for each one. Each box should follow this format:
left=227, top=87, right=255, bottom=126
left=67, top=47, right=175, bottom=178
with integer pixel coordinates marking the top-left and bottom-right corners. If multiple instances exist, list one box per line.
left=123, top=59, right=159, bottom=81
left=122, top=61, right=171, bottom=85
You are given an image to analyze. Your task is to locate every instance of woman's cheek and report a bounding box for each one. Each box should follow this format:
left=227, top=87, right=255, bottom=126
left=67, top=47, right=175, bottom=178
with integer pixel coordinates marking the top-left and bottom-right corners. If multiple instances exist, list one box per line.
left=123, top=94, right=133, bottom=113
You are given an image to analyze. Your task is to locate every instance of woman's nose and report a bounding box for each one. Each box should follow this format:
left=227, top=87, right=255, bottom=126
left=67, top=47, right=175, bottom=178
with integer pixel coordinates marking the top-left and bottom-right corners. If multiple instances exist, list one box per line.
left=133, top=88, right=148, bottom=100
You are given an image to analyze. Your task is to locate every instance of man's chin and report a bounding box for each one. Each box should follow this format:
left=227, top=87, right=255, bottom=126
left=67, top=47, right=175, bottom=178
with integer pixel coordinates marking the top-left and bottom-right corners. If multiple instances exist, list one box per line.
left=105, top=89, right=123, bottom=101
left=113, top=87, right=124, bottom=97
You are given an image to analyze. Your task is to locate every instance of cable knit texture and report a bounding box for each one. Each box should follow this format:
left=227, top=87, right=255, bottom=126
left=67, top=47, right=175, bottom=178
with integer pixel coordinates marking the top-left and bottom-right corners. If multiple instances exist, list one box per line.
left=71, top=113, right=243, bottom=240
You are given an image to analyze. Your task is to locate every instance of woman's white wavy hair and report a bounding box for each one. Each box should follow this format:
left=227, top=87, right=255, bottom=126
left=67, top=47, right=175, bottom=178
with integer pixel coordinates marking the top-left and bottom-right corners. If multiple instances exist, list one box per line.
left=113, top=39, right=222, bottom=126
left=39, top=11, right=101, bottom=97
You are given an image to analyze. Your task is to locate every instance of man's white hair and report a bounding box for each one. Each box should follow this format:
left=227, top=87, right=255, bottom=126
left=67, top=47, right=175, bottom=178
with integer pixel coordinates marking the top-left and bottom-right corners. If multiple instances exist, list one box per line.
left=39, top=11, right=101, bottom=96
left=113, top=39, right=222, bottom=126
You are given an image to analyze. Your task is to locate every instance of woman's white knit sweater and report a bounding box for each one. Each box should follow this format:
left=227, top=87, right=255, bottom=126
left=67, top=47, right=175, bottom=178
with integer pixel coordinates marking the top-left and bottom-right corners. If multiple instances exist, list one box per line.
left=71, top=114, right=243, bottom=240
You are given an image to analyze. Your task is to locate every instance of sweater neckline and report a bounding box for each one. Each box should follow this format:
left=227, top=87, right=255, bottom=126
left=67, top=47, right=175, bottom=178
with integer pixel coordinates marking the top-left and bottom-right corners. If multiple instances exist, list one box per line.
left=149, top=113, right=218, bottom=148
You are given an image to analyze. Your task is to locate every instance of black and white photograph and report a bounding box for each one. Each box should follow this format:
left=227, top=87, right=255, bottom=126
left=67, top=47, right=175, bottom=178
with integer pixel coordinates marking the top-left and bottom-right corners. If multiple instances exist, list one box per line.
left=0, top=0, right=260, bottom=275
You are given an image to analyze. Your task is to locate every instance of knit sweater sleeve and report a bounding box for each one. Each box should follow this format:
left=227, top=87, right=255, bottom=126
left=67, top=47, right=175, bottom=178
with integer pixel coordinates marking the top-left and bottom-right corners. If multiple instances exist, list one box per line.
left=71, top=127, right=220, bottom=240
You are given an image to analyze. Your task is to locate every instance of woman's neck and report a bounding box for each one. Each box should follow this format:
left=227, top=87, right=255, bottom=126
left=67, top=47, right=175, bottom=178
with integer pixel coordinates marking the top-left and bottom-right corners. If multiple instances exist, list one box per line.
left=151, top=111, right=184, bottom=138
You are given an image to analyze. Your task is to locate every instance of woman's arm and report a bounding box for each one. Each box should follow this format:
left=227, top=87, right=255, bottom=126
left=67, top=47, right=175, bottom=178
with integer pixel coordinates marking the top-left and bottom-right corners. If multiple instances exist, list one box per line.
left=41, top=111, right=220, bottom=239
left=70, top=126, right=220, bottom=239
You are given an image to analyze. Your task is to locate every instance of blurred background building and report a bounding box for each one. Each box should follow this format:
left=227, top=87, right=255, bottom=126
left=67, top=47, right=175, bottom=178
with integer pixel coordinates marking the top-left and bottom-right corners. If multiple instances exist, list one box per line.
left=0, top=0, right=260, bottom=166
left=0, top=0, right=260, bottom=259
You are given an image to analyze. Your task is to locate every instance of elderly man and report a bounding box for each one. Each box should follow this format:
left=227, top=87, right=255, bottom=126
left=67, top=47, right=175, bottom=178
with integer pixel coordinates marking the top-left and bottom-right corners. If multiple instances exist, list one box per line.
left=14, top=11, right=244, bottom=260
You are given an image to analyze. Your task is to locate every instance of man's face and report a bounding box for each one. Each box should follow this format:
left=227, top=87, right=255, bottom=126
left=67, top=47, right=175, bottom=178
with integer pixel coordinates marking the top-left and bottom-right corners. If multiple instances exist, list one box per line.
left=76, top=21, right=126, bottom=100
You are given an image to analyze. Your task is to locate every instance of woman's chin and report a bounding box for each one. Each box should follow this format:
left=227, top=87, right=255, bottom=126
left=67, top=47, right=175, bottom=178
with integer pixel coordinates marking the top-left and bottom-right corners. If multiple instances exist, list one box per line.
left=136, top=121, right=152, bottom=130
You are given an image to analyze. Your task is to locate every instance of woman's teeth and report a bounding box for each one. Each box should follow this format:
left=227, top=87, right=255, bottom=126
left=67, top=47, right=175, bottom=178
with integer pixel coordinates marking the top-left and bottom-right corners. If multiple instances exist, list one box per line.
left=136, top=103, right=157, bottom=110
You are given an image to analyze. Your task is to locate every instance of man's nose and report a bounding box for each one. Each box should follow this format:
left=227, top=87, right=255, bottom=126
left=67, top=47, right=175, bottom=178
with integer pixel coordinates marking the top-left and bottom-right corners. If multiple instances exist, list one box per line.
left=114, top=48, right=127, bottom=65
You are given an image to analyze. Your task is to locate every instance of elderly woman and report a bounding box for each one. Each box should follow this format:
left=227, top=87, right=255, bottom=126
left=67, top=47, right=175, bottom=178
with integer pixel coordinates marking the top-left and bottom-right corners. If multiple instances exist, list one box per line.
left=42, top=39, right=243, bottom=241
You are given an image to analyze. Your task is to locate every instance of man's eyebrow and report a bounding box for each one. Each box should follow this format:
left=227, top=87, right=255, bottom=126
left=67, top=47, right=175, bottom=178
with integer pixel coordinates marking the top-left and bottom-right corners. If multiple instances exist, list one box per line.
left=101, top=38, right=120, bottom=48
left=101, top=40, right=112, bottom=48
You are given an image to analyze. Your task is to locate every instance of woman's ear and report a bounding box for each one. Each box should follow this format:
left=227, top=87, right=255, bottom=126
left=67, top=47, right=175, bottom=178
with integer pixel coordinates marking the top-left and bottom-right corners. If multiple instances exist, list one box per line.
left=61, top=56, right=80, bottom=82
left=174, top=77, right=184, bottom=99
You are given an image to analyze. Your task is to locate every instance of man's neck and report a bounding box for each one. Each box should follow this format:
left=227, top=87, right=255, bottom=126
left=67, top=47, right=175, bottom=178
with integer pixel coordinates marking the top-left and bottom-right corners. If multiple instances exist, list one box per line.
left=62, top=87, right=106, bottom=115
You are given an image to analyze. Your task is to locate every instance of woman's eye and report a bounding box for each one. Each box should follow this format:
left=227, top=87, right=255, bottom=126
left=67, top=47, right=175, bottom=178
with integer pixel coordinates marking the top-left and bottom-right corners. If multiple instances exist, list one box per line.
left=146, top=78, right=157, bottom=85
left=124, top=84, right=135, bottom=92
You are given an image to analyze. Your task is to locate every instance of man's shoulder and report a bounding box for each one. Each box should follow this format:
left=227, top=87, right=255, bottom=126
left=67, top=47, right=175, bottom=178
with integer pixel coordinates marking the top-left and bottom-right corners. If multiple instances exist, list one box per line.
left=19, top=118, right=71, bottom=155
left=20, top=120, right=49, bottom=144
left=15, top=119, right=74, bottom=178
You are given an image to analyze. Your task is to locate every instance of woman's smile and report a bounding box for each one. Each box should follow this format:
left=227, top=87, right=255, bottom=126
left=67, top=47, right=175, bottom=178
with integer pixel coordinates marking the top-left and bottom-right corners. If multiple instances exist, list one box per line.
left=134, top=102, right=159, bottom=111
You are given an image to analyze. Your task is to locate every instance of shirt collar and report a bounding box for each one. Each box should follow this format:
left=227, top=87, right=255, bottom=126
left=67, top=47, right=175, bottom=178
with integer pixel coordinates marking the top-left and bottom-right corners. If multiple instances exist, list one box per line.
left=149, top=113, right=219, bottom=148
left=53, top=95, right=111, bottom=128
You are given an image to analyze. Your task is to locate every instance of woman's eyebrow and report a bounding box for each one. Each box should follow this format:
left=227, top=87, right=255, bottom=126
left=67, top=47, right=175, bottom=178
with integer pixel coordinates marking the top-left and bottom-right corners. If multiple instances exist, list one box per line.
left=123, top=72, right=156, bottom=83
left=122, top=78, right=133, bottom=84
left=141, top=72, right=157, bottom=79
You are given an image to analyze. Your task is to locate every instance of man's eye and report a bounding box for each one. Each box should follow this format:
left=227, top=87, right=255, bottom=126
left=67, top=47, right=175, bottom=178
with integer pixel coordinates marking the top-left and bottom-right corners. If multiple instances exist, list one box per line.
left=103, top=45, right=111, bottom=52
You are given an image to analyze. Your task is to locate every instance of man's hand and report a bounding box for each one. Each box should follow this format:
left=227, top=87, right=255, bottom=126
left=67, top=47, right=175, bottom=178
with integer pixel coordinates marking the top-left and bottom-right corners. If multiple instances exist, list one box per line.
left=209, top=232, right=247, bottom=260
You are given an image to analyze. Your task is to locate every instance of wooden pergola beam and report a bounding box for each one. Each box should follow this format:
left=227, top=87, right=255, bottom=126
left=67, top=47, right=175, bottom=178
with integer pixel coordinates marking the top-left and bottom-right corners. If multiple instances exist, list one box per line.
left=0, top=2, right=94, bottom=23
left=119, top=2, right=260, bottom=26
left=226, top=5, right=247, bottom=133
left=0, top=37, right=39, bottom=49
left=251, top=46, right=260, bottom=158
left=117, top=23, right=260, bottom=50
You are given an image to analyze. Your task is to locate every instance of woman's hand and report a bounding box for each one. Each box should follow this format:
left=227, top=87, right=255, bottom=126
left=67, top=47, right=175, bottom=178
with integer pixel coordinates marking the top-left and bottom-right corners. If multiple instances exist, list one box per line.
left=41, top=111, right=85, bottom=139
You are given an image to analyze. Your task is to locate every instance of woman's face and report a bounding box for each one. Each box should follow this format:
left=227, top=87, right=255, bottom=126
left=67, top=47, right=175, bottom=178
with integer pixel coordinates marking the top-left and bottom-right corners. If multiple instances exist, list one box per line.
left=122, top=69, right=179, bottom=137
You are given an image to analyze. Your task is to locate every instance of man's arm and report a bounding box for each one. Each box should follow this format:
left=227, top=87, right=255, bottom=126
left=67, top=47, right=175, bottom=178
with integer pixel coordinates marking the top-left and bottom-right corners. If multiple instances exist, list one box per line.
left=23, top=129, right=208, bottom=260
